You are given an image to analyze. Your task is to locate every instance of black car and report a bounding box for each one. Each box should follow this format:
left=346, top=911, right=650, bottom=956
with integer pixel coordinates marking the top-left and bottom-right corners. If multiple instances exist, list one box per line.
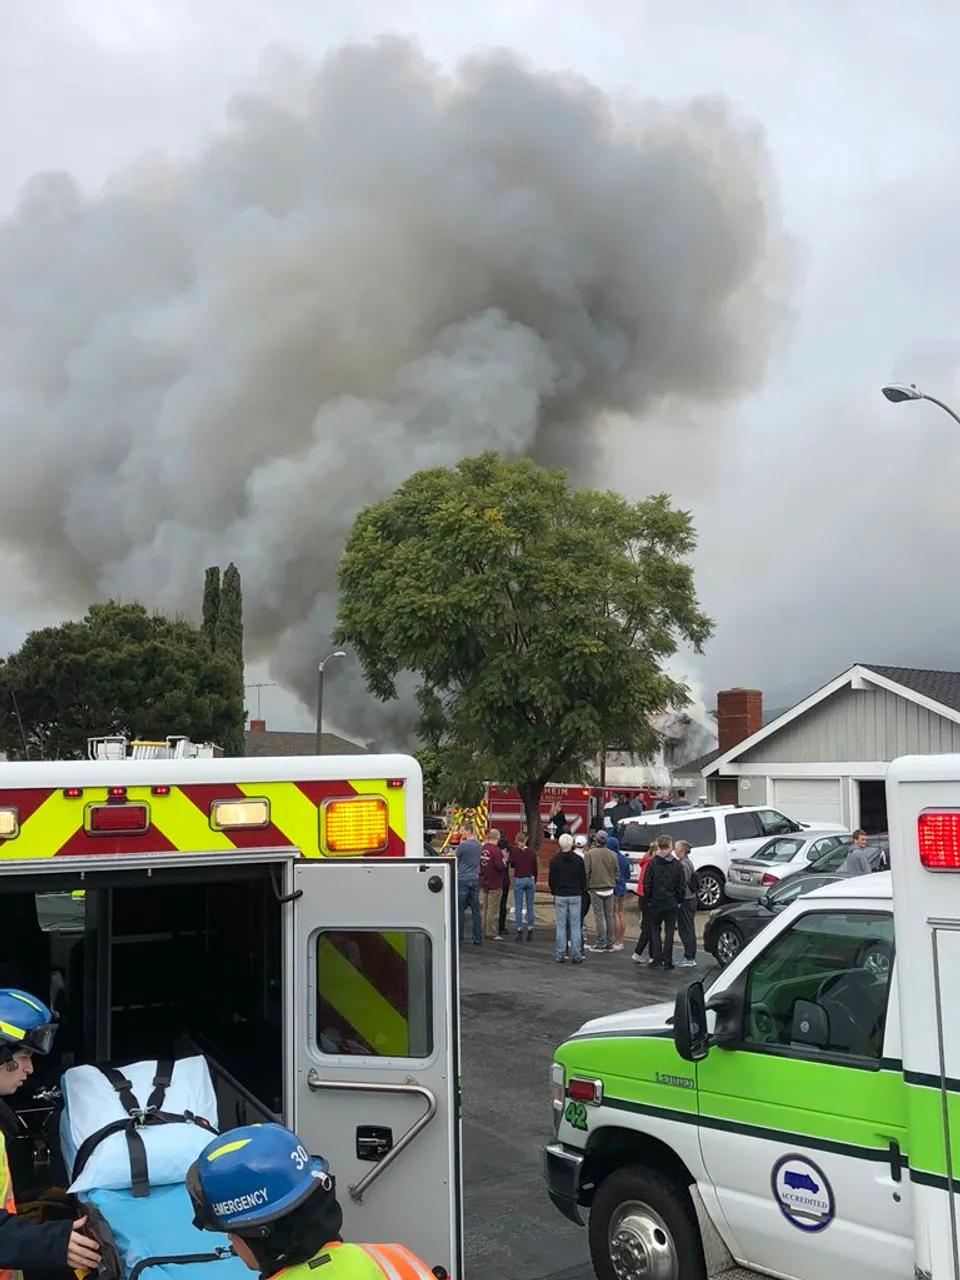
left=702, top=870, right=845, bottom=967
left=702, top=833, right=891, bottom=967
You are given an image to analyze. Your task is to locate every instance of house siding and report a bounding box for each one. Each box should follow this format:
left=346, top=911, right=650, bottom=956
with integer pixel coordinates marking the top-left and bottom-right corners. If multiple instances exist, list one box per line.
left=736, top=685, right=960, bottom=765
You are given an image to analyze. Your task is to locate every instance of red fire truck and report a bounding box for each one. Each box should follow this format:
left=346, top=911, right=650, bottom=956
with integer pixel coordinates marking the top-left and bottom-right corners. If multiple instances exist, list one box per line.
left=484, top=783, right=662, bottom=841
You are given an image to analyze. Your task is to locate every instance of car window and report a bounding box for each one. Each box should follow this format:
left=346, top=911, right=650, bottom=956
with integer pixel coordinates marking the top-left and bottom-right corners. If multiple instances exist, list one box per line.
left=767, top=874, right=835, bottom=906
left=751, top=837, right=805, bottom=862
left=662, top=817, right=716, bottom=848
left=620, top=822, right=653, bottom=852
left=725, top=812, right=763, bottom=840
left=810, top=843, right=852, bottom=873
left=810, top=835, right=843, bottom=858
left=757, top=809, right=797, bottom=836
left=744, top=910, right=894, bottom=1061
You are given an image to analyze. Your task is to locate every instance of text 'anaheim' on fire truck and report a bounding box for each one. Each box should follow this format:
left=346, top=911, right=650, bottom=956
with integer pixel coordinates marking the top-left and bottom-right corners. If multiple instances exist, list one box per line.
left=0, top=735, right=462, bottom=1278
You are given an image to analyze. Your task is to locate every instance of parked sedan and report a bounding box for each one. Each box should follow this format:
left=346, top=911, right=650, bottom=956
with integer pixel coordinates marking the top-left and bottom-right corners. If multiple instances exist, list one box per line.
left=725, top=830, right=850, bottom=901
left=703, top=870, right=845, bottom=967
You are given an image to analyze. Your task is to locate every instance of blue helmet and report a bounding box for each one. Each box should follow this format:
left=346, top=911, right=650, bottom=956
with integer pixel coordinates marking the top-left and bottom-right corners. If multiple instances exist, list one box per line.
left=187, top=1124, right=332, bottom=1234
left=0, top=989, right=57, bottom=1059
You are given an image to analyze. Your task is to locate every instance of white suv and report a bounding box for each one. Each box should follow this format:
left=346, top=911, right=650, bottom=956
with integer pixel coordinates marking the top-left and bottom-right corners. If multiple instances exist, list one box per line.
left=618, top=804, right=846, bottom=909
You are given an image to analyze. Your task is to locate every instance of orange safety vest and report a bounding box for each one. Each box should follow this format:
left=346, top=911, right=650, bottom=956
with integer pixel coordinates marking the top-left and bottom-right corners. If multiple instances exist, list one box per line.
left=0, top=1130, right=22, bottom=1280
left=276, top=1242, right=437, bottom=1280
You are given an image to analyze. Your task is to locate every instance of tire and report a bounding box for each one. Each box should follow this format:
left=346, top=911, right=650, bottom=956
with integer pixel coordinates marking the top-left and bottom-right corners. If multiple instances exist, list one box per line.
left=696, top=868, right=725, bottom=910
left=588, top=1164, right=706, bottom=1280
left=714, top=923, right=743, bottom=968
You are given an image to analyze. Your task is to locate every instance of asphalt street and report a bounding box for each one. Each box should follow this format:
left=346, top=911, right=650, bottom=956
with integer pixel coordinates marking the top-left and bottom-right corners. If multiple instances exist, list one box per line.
left=459, top=905, right=724, bottom=1280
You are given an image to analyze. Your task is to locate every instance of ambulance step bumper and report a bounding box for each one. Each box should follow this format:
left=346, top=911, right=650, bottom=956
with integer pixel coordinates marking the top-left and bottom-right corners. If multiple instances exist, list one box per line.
left=542, top=1142, right=586, bottom=1226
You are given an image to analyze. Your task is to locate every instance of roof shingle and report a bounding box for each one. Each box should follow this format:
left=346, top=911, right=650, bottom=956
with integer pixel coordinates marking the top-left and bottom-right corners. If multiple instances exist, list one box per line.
left=861, top=664, right=960, bottom=714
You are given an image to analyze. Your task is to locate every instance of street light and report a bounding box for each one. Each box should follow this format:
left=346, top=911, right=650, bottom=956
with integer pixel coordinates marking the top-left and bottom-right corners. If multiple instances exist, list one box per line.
left=315, top=650, right=346, bottom=755
left=881, top=383, right=960, bottom=428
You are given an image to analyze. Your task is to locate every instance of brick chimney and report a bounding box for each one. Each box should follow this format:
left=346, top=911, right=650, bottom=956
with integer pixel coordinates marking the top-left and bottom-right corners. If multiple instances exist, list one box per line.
left=249, top=719, right=266, bottom=732
left=716, top=689, right=763, bottom=755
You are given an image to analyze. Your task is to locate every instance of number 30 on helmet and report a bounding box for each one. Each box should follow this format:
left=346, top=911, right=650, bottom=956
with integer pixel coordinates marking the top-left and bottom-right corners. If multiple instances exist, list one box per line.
left=187, top=1123, right=333, bottom=1236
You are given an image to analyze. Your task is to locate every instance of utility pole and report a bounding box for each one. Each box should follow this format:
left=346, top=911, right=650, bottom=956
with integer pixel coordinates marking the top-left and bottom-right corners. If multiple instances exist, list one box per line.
left=244, top=682, right=276, bottom=721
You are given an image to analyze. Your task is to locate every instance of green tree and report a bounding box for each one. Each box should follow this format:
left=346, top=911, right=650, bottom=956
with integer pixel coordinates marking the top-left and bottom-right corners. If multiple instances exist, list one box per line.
left=336, top=453, right=712, bottom=845
left=0, top=602, right=245, bottom=760
left=213, top=562, right=245, bottom=756
left=414, top=744, right=486, bottom=810
left=202, top=566, right=221, bottom=649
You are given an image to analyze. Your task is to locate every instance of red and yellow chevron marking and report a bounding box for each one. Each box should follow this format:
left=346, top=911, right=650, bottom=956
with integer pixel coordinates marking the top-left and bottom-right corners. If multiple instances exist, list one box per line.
left=0, top=778, right=406, bottom=860
left=317, top=928, right=418, bottom=1057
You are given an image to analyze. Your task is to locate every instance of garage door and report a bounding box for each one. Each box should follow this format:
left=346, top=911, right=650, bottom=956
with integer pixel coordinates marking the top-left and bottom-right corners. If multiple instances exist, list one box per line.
left=772, top=778, right=843, bottom=825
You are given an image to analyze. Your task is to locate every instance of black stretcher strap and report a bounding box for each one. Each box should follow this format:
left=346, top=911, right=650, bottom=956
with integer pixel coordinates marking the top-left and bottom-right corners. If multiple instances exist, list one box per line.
left=129, top=1249, right=234, bottom=1280
left=70, top=1060, right=216, bottom=1199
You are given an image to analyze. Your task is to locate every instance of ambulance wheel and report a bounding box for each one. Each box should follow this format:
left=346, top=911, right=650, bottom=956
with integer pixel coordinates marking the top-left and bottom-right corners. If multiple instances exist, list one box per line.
left=589, top=1165, right=706, bottom=1280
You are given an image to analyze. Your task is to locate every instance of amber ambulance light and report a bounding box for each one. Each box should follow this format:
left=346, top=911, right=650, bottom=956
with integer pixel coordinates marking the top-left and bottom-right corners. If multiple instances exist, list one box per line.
left=324, top=797, right=389, bottom=854
left=566, top=1077, right=603, bottom=1105
left=918, top=811, right=960, bottom=869
left=211, top=799, right=270, bottom=830
left=0, top=807, right=19, bottom=839
left=87, top=804, right=150, bottom=835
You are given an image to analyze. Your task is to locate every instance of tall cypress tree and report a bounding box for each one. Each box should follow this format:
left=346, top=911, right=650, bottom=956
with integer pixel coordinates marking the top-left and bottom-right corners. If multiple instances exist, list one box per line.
left=202, top=567, right=221, bottom=650
left=215, top=563, right=246, bottom=756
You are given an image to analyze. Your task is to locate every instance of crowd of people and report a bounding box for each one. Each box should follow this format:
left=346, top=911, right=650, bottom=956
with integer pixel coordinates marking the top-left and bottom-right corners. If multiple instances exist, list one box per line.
left=453, top=823, right=700, bottom=970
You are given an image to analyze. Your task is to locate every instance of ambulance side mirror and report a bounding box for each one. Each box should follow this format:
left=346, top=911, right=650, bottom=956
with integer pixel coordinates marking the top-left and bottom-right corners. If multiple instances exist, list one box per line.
left=674, top=981, right=711, bottom=1062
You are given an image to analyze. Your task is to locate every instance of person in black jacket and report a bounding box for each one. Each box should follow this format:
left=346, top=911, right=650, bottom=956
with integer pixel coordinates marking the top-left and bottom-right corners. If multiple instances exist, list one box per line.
left=642, top=836, right=686, bottom=970
left=0, top=988, right=101, bottom=1278
left=548, top=834, right=588, bottom=964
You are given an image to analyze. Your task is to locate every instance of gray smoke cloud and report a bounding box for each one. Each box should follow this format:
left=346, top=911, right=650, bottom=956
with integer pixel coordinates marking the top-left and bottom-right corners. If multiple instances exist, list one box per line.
left=0, top=38, right=791, bottom=745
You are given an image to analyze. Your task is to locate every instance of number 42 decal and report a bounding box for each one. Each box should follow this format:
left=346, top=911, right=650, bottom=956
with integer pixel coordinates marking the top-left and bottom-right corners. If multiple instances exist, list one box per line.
left=564, top=1100, right=588, bottom=1131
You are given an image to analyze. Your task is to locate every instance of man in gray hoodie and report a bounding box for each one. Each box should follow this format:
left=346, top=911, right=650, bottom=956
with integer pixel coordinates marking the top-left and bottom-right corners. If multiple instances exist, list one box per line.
left=843, top=829, right=875, bottom=877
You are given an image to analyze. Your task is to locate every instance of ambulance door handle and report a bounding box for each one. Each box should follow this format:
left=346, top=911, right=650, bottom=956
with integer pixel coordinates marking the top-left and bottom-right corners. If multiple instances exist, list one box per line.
left=887, top=1139, right=903, bottom=1183
left=306, top=1072, right=437, bottom=1203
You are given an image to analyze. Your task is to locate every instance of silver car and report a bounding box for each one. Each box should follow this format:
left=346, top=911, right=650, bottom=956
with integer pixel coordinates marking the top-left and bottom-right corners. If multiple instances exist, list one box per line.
left=725, top=830, right=850, bottom=901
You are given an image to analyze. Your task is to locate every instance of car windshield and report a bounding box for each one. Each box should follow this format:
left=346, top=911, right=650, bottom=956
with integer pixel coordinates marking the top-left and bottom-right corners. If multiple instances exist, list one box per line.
left=751, top=837, right=805, bottom=863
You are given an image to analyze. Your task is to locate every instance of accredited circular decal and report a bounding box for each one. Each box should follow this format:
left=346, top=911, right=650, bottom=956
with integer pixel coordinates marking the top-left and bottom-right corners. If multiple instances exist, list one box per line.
left=770, top=1154, right=835, bottom=1232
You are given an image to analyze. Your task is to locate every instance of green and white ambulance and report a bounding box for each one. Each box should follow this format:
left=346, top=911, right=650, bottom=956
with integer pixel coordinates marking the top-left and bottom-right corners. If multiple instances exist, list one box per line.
left=543, top=753, right=960, bottom=1280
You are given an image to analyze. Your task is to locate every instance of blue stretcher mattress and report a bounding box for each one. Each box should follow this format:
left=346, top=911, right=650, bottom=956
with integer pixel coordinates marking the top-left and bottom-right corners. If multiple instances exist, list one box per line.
left=87, top=1183, right=251, bottom=1280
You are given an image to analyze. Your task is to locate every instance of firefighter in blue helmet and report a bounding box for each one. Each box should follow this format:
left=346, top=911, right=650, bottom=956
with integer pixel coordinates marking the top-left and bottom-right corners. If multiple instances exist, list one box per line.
left=0, top=989, right=100, bottom=1279
left=187, top=1123, right=439, bottom=1280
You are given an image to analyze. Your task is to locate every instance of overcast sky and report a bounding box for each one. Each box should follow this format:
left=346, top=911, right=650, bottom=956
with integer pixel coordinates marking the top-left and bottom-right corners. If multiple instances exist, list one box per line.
left=4, top=0, right=960, bottom=737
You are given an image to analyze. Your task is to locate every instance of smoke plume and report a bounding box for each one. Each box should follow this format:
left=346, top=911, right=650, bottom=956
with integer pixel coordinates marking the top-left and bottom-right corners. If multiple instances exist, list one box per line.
left=0, top=38, right=790, bottom=744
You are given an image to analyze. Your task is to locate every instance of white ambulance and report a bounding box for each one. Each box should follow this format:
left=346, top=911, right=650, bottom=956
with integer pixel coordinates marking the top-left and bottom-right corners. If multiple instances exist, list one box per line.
left=0, top=739, right=462, bottom=1278
left=543, top=752, right=960, bottom=1279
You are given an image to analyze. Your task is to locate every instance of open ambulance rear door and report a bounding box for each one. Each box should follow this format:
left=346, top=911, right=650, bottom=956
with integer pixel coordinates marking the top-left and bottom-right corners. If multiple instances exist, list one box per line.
left=289, top=854, right=462, bottom=1278
left=888, top=753, right=960, bottom=1280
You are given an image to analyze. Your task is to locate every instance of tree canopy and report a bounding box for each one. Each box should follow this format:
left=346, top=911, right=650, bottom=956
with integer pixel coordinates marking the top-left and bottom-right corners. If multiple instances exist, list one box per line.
left=0, top=602, right=246, bottom=761
left=202, top=567, right=221, bottom=650
left=212, top=563, right=246, bottom=755
left=336, top=452, right=712, bottom=843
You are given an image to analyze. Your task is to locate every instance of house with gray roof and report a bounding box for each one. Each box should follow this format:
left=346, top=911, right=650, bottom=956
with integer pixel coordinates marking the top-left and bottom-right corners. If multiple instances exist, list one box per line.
left=685, top=665, right=960, bottom=832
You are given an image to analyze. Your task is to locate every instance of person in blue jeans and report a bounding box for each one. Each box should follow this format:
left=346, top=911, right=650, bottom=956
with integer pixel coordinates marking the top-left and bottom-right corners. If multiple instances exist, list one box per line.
left=608, top=833, right=631, bottom=951
left=509, top=831, right=539, bottom=941
left=455, top=823, right=483, bottom=944
left=548, top=833, right=588, bottom=963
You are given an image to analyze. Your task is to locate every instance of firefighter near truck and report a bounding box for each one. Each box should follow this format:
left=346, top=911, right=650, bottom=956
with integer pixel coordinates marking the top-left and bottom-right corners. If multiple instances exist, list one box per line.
left=544, top=752, right=960, bottom=1280
left=0, top=737, right=462, bottom=1280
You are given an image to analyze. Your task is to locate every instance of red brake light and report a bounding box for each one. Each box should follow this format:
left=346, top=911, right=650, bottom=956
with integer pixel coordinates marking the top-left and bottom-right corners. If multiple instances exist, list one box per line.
left=918, top=812, right=960, bottom=869
left=387, top=778, right=404, bottom=789
left=87, top=804, right=149, bottom=835
left=761, top=872, right=778, bottom=885
left=107, top=786, right=127, bottom=801
left=63, top=788, right=83, bottom=798
left=151, top=786, right=171, bottom=796
left=566, top=1077, right=603, bottom=1104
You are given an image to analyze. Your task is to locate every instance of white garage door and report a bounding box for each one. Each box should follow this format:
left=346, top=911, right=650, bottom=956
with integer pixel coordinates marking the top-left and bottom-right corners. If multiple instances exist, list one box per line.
left=772, top=777, right=843, bottom=826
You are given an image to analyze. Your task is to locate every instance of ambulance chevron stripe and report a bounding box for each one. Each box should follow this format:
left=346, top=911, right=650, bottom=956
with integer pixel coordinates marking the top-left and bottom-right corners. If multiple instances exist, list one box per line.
left=0, top=777, right=407, bottom=859
left=317, top=928, right=414, bottom=1057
